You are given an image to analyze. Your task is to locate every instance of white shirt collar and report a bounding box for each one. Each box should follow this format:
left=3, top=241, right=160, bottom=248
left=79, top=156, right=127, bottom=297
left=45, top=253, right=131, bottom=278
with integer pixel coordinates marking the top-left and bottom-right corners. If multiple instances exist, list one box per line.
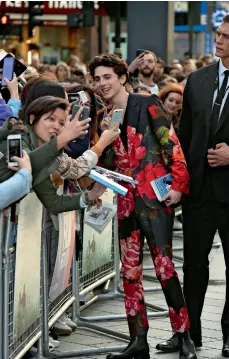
left=219, top=59, right=229, bottom=77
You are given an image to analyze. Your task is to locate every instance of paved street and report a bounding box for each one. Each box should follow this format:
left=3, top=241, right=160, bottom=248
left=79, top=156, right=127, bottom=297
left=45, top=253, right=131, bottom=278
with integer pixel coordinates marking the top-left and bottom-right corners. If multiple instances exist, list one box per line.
left=56, top=232, right=225, bottom=359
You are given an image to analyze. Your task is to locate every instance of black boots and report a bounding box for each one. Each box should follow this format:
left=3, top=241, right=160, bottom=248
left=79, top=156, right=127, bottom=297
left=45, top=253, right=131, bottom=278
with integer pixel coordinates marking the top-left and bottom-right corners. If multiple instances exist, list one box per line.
left=106, top=333, right=150, bottom=359
left=156, top=332, right=197, bottom=359
left=222, top=338, right=229, bottom=357
left=179, top=332, right=197, bottom=359
left=156, top=333, right=179, bottom=352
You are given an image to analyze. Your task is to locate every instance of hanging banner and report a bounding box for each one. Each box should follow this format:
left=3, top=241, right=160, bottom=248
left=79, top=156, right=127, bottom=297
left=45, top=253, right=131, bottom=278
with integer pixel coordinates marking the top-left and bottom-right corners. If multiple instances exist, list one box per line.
left=49, top=210, right=76, bottom=302
left=13, top=193, right=43, bottom=340
left=82, top=190, right=114, bottom=276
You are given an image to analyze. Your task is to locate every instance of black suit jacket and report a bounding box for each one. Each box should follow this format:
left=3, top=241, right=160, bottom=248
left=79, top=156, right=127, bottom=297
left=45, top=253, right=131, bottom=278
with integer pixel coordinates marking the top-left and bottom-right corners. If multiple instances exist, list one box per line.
left=179, top=61, right=229, bottom=203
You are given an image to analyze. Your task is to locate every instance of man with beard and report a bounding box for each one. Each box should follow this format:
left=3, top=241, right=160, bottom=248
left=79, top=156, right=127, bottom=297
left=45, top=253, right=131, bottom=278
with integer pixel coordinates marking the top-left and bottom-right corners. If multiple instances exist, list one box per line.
left=128, top=50, right=159, bottom=95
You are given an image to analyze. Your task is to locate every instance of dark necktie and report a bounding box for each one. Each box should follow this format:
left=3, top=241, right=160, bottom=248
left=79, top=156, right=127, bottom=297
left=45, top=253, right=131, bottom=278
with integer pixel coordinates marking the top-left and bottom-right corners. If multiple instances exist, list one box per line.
left=210, top=70, right=229, bottom=145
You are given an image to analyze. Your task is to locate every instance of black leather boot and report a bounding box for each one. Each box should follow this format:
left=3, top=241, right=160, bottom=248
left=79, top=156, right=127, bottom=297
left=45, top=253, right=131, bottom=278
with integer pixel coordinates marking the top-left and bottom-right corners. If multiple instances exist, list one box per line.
left=178, top=331, right=197, bottom=359
left=106, top=333, right=150, bottom=359
left=156, top=333, right=179, bottom=352
left=156, top=332, right=202, bottom=353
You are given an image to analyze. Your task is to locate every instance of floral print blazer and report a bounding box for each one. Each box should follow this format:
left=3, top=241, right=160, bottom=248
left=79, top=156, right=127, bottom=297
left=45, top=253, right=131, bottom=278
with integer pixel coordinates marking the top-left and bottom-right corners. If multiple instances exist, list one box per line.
left=111, top=93, right=189, bottom=213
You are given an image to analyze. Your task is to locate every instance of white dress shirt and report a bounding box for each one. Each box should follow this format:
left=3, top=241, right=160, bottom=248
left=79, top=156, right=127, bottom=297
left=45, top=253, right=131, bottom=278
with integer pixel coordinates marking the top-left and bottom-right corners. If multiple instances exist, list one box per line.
left=212, top=59, right=229, bottom=120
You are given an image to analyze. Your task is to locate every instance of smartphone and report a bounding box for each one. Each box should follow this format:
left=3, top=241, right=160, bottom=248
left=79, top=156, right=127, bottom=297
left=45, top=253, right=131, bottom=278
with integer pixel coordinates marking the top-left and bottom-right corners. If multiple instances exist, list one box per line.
left=71, top=102, right=90, bottom=121
left=1, top=57, right=14, bottom=86
left=68, top=93, right=80, bottom=104
left=0, top=53, right=27, bottom=80
left=13, top=58, right=27, bottom=78
left=136, top=48, right=145, bottom=57
left=110, top=109, right=125, bottom=129
left=7, top=134, right=22, bottom=167
left=78, top=90, right=88, bottom=105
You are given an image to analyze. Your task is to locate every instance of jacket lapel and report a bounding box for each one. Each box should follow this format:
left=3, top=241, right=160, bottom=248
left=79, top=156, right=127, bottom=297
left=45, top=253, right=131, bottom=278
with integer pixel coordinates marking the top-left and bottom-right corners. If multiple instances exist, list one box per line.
left=215, top=88, right=229, bottom=133
left=204, top=62, right=219, bottom=134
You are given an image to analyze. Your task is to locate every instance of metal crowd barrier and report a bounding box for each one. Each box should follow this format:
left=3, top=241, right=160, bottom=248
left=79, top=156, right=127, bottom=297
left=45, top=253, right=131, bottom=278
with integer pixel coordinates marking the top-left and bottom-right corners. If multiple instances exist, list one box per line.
left=43, top=196, right=167, bottom=359
left=1, top=203, right=43, bottom=359
left=0, top=210, right=4, bottom=359
left=0, top=190, right=177, bottom=359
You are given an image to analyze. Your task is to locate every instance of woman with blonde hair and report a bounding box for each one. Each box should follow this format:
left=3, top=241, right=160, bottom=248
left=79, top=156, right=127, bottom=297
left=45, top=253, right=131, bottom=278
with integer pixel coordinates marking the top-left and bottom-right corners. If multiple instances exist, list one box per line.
left=55, top=62, right=70, bottom=82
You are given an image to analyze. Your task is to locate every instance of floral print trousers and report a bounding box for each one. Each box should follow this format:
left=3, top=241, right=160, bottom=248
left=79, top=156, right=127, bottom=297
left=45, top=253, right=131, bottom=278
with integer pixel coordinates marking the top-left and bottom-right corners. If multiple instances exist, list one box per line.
left=118, top=196, right=190, bottom=337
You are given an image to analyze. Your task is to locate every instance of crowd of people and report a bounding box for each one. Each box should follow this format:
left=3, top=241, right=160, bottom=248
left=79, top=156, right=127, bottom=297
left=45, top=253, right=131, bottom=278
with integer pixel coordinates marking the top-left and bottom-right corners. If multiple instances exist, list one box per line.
left=1, top=14, right=229, bottom=359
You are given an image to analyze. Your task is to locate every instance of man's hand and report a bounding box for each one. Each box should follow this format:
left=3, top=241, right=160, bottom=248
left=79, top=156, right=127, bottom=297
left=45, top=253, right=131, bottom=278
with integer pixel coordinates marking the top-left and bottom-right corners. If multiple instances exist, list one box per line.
left=128, top=53, right=145, bottom=73
left=161, top=189, right=182, bottom=207
left=100, top=106, right=115, bottom=132
left=207, top=143, right=229, bottom=167
left=100, top=116, right=111, bottom=132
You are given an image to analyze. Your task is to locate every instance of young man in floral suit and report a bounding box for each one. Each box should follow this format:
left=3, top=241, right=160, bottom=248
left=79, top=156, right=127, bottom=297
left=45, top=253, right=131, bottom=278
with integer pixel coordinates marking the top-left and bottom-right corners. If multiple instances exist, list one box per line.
left=89, top=53, right=196, bottom=359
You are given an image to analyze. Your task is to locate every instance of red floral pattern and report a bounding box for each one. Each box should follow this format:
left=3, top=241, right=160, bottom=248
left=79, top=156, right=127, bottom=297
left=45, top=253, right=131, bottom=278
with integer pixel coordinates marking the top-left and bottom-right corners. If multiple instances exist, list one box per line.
left=121, top=230, right=142, bottom=280
left=117, top=190, right=135, bottom=220
left=113, top=135, right=130, bottom=174
left=106, top=95, right=191, bottom=337
left=121, top=230, right=146, bottom=319
left=154, top=253, right=178, bottom=287
left=169, top=307, right=190, bottom=333
left=148, top=100, right=189, bottom=195
left=135, top=162, right=168, bottom=200
left=148, top=103, right=168, bottom=119
left=127, top=126, right=146, bottom=169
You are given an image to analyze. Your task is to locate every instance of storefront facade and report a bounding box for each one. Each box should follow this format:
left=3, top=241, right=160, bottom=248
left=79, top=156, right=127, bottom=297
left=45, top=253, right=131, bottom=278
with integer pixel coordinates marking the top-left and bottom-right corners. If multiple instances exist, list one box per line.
left=0, top=1, right=109, bottom=63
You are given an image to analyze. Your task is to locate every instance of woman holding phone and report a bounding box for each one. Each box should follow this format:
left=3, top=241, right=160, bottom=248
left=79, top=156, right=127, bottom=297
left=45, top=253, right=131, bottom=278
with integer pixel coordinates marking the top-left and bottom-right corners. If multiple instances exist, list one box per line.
left=0, top=96, right=120, bottom=213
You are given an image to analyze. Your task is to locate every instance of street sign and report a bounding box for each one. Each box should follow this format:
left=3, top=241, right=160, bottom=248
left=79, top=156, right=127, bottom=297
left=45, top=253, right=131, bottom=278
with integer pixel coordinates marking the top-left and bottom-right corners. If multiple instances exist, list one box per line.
left=211, top=8, right=228, bottom=29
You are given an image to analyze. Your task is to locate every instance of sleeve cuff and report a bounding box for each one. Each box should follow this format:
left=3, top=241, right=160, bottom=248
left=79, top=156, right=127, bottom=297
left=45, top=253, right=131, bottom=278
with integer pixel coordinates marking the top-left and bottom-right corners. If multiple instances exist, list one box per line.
left=80, top=195, right=87, bottom=208
left=18, top=168, right=33, bottom=188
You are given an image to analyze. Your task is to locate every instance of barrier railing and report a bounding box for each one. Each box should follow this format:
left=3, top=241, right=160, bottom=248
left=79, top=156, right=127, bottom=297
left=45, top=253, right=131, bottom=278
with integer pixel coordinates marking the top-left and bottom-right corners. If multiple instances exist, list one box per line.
left=1, top=197, right=44, bottom=359
left=1, top=189, right=191, bottom=359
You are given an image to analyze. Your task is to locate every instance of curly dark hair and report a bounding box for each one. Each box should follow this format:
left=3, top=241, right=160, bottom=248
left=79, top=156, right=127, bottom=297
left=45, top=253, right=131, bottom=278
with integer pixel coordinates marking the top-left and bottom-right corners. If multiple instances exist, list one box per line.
left=88, top=53, right=129, bottom=83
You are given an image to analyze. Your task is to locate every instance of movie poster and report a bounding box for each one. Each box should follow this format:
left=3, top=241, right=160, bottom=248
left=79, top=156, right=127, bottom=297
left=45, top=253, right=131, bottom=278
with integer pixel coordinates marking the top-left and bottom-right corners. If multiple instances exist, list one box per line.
left=82, top=190, right=114, bottom=275
left=13, top=193, right=43, bottom=340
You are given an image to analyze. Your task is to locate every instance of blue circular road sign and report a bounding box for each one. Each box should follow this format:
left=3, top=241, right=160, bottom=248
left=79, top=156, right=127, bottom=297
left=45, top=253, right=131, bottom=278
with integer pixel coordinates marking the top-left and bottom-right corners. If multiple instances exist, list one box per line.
left=212, top=8, right=228, bottom=29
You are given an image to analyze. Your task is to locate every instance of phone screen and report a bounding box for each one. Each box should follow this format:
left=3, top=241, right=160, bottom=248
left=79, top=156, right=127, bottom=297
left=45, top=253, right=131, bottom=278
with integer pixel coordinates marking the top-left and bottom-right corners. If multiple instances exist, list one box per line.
left=2, top=57, right=14, bottom=86
left=110, top=110, right=124, bottom=128
left=8, top=139, right=21, bottom=159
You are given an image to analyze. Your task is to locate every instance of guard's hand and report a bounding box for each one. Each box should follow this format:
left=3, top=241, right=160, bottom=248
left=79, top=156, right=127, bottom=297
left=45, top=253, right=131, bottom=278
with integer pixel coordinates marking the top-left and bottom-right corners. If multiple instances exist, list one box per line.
left=207, top=143, right=229, bottom=167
